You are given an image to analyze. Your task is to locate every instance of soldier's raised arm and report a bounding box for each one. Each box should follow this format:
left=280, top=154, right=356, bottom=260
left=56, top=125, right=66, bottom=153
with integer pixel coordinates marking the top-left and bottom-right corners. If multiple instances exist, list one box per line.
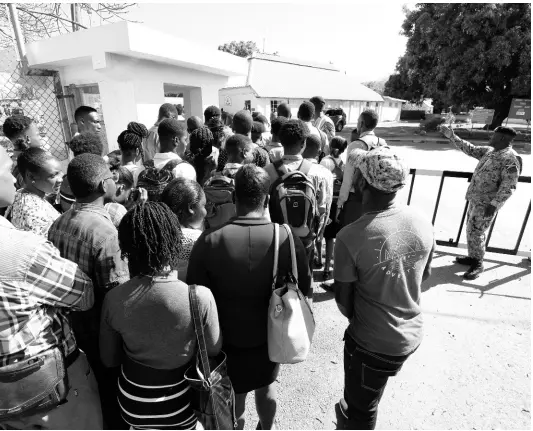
left=440, top=125, right=491, bottom=160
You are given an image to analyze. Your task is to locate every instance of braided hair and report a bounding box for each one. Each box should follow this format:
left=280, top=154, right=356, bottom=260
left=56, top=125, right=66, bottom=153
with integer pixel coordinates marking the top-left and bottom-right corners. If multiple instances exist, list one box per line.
left=189, top=127, right=214, bottom=184
left=206, top=118, right=225, bottom=149
left=118, top=201, right=183, bottom=277
left=161, top=178, right=205, bottom=227
left=117, top=122, right=148, bottom=154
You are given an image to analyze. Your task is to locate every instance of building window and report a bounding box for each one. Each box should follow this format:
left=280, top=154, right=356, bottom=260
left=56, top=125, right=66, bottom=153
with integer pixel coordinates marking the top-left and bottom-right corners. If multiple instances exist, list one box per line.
left=270, top=100, right=280, bottom=112
left=244, top=100, right=251, bottom=111
left=366, top=101, right=370, bottom=107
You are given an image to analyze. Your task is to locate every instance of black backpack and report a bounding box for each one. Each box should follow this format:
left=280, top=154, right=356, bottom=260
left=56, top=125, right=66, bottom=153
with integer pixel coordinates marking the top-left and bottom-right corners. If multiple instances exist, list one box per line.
left=137, top=159, right=187, bottom=202
left=269, top=159, right=319, bottom=248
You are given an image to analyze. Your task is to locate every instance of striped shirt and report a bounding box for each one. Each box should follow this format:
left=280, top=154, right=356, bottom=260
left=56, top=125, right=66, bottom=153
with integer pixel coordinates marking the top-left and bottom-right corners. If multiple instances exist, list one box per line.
left=0, top=217, right=94, bottom=366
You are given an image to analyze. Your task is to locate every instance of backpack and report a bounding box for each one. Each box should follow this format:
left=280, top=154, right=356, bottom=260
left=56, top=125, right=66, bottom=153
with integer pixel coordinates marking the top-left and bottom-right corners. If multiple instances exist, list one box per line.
left=203, top=175, right=236, bottom=229
left=137, top=159, right=186, bottom=202
left=357, top=136, right=383, bottom=151
left=269, top=159, right=319, bottom=248
left=325, top=156, right=344, bottom=198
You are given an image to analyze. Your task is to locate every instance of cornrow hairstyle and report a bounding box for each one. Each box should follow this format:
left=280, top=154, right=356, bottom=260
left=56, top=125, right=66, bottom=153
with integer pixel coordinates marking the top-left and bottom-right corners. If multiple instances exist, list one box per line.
left=118, top=201, right=183, bottom=277
left=17, top=147, right=54, bottom=178
left=161, top=177, right=205, bottom=225
left=117, top=121, right=148, bottom=153
left=2, top=115, right=33, bottom=141
left=206, top=117, right=225, bottom=147
left=330, top=136, right=348, bottom=158
left=68, top=132, right=103, bottom=157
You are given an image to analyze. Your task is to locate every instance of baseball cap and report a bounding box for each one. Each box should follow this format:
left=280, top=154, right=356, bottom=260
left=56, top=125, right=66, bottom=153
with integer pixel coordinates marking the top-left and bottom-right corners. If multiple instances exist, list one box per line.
left=310, top=96, right=326, bottom=107
left=350, top=146, right=409, bottom=193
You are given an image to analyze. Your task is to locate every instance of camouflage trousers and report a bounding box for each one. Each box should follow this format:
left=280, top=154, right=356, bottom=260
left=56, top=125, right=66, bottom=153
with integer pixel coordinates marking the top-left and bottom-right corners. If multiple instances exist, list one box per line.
left=466, top=201, right=496, bottom=261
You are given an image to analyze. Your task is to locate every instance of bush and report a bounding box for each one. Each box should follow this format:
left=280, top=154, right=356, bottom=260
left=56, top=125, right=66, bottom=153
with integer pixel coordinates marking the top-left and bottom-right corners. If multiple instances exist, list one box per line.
left=420, top=116, right=445, bottom=132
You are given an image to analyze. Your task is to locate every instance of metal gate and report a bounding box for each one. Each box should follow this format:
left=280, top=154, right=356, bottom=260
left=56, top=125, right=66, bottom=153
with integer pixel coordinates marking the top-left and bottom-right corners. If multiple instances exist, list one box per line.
left=0, top=47, right=70, bottom=161
left=406, top=169, right=531, bottom=257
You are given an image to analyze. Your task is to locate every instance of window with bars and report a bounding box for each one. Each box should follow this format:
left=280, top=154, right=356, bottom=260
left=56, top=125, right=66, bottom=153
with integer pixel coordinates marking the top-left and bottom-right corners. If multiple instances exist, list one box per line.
left=270, top=100, right=279, bottom=112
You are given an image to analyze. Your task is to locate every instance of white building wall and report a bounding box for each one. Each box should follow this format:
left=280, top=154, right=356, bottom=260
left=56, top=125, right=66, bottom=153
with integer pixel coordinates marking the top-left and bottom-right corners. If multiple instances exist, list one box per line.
left=381, top=102, right=403, bottom=122
left=59, top=53, right=233, bottom=150
left=219, top=87, right=258, bottom=114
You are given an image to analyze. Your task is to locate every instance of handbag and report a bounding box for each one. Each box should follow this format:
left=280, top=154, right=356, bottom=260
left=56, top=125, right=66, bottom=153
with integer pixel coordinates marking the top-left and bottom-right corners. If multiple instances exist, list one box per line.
left=267, top=224, right=316, bottom=364
left=185, top=285, right=237, bottom=430
left=0, top=347, right=69, bottom=419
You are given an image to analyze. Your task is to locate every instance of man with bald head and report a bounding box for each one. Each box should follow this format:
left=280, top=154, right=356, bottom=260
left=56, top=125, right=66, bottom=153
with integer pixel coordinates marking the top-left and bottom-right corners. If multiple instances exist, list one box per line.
left=441, top=124, right=522, bottom=279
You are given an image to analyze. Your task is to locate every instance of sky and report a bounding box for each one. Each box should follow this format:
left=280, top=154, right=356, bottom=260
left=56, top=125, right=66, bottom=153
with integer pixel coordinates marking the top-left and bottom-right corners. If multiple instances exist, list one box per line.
left=121, top=1, right=411, bottom=83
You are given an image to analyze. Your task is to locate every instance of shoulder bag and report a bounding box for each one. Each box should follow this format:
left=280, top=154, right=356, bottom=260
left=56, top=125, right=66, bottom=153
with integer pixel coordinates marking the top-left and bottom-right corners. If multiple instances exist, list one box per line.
left=268, top=224, right=316, bottom=364
left=185, top=285, right=237, bottom=430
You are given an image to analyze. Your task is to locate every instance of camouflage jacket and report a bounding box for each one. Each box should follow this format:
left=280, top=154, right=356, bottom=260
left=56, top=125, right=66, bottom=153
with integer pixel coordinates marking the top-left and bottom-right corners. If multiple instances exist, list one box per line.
left=452, top=136, right=521, bottom=209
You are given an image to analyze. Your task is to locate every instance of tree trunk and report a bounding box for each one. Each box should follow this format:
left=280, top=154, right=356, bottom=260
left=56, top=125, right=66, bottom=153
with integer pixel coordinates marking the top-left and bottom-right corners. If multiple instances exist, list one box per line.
left=489, top=98, right=513, bottom=130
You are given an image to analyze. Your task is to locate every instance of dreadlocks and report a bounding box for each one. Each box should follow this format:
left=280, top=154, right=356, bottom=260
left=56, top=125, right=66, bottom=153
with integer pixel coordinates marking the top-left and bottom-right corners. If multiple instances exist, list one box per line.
left=118, top=202, right=183, bottom=277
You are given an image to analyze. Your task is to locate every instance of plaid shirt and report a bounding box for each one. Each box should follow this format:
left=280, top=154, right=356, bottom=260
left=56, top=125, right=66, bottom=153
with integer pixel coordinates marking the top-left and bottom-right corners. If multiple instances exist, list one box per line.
left=0, top=217, right=94, bottom=366
left=48, top=203, right=130, bottom=296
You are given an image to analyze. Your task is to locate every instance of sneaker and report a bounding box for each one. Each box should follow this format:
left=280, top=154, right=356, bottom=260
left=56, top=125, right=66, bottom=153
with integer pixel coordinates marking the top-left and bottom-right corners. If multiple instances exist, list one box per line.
left=455, top=256, right=476, bottom=266
left=463, top=261, right=484, bottom=280
left=334, top=398, right=349, bottom=430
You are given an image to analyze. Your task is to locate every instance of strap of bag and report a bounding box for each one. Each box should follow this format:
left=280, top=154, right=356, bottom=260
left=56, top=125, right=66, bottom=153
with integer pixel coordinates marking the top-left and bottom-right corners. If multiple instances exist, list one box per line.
left=282, top=224, right=298, bottom=282
left=271, top=223, right=280, bottom=290
left=189, top=285, right=211, bottom=380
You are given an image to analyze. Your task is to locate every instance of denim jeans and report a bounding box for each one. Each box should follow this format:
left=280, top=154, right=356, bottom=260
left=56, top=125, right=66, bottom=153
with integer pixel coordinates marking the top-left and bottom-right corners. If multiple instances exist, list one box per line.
left=342, top=331, right=413, bottom=430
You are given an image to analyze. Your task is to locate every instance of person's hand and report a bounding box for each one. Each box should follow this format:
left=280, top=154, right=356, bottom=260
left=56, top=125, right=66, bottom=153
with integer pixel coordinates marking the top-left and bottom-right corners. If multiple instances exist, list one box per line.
left=440, top=124, right=455, bottom=140
left=484, top=204, right=497, bottom=218
left=125, top=187, right=148, bottom=210
left=335, top=206, right=343, bottom=224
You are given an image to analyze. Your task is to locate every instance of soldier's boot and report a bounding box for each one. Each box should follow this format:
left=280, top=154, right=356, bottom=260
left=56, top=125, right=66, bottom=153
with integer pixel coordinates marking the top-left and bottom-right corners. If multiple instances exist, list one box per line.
left=455, top=256, right=477, bottom=266
left=464, top=260, right=484, bottom=280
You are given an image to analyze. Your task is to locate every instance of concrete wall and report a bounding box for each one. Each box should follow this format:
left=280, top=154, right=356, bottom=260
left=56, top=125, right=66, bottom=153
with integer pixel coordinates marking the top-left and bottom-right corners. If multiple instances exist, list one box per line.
left=219, top=87, right=258, bottom=114
left=381, top=102, right=403, bottom=122
left=59, top=54, right=233, bottom=150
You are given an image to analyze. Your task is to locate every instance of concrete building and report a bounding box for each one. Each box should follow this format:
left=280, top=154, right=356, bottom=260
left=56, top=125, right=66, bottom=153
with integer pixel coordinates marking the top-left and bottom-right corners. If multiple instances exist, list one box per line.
left=219, top=54, right=383, bottom=123
left=25, top=21, right=247, bottom=151
left=381, top=96, right=407, bottom=122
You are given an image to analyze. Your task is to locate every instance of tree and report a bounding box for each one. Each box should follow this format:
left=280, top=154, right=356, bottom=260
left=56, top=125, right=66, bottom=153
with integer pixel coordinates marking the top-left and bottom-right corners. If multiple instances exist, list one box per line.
left=385, top=3, right=531, bottom=128
left=362, top=79, right=387, bottom=95
left=218, top=40, right=279, bottom=58
left=0, top=3, right=136, bottom=49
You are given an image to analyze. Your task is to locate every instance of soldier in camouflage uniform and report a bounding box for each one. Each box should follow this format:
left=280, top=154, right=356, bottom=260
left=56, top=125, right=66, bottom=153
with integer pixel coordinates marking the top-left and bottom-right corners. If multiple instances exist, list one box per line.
left=441, top=125, right=521, bottom=279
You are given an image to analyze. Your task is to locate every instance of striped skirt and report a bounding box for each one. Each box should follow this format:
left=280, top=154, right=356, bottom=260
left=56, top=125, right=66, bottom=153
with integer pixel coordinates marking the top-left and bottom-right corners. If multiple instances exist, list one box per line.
left=118, top=356, right=197, bottom=430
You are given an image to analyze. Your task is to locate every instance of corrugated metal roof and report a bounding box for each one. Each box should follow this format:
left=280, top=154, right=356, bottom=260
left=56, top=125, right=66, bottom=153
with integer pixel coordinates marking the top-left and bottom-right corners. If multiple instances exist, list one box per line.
left=247, top=57, right=383, bottom=102
left=250, top=53, right=340, bottom=72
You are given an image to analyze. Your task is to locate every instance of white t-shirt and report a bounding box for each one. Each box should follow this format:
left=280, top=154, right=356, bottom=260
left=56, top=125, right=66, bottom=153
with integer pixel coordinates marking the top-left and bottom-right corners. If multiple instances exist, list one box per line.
left=152, top=152, right=197, bottom=181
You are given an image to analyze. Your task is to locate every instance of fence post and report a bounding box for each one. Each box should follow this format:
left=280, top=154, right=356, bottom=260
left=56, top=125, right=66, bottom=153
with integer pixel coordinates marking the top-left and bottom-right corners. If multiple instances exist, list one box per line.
left=7, top=4, right=26, bottom=63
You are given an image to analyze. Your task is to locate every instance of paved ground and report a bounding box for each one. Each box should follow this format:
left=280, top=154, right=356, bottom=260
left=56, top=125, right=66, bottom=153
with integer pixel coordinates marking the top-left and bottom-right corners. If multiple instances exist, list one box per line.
left=242, top=135, right=531, bottom=430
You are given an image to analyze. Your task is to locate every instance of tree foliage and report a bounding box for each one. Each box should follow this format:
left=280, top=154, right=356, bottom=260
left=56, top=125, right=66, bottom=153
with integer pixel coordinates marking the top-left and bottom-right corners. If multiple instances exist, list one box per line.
left=0, top=3, right=136, bottom=49
left=384, top=3, right=531, bottom=127
left=218, top=40, right=278, bottom=58
left=362, top=79, right=387, bottom=95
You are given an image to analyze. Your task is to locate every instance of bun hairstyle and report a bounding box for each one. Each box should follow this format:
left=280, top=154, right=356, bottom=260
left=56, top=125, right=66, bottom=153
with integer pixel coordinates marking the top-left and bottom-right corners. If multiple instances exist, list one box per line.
left=117, top=122, right=148, bottom=152
left=330, top=136, right=348, bottom=158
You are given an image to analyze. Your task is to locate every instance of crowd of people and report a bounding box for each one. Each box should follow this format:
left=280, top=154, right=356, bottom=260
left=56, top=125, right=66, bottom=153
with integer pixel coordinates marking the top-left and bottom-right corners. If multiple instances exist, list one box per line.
left=0, top=94, right=522, bottom=430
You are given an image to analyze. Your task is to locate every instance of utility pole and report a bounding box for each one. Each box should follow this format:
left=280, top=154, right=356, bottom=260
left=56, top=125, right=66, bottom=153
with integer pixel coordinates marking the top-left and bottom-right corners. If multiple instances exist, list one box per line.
left=71, top=3, right=80, bottom=32
left=7, top=4, right=26, bottom=62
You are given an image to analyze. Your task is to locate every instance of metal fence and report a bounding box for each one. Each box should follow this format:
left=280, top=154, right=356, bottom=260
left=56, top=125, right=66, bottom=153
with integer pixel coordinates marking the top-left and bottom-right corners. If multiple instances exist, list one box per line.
left=0, top=47, right=69, bottom=161
left=406, top=169, right=531, bottom=257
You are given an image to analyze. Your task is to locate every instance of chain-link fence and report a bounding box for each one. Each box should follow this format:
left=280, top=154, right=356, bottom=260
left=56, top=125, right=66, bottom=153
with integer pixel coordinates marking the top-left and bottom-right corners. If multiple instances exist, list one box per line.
left=0, top=47, right=69, bottom=161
